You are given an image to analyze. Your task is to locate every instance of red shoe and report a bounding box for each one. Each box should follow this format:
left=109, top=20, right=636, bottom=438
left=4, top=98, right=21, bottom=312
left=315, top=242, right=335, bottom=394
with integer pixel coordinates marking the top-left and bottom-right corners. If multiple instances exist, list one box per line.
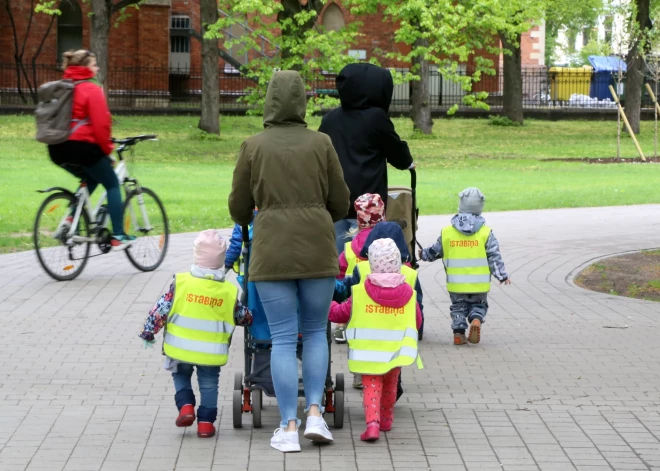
left=197, top=421, right=215, bottom=438
left=175, top=404, right=195, bottom=427
left=380, top=418, right=393, bottom=432
left=360, top=421, right=380, bottom=442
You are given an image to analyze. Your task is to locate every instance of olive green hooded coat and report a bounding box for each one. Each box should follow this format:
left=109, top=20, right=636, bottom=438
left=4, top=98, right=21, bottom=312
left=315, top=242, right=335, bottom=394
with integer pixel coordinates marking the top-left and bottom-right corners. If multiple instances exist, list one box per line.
left=228, top=71, right=350, bottom=281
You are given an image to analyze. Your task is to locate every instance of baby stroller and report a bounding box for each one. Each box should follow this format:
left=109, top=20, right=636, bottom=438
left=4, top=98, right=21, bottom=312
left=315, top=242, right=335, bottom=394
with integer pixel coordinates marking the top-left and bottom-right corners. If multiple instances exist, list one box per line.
left=387, top=168, right=423, bottom=339
left=232, top=226, right=345, bottom=429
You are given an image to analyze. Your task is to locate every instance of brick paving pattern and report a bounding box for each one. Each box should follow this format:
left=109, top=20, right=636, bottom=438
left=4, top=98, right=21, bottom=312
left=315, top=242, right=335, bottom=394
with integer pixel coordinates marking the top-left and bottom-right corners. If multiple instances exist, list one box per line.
left=1, top=206, right=659, bottom=471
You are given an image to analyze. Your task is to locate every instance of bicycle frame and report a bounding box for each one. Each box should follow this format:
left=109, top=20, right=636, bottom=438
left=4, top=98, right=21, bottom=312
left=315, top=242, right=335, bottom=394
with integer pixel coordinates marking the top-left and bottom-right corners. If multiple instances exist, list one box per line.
left=64, top=158, right=153, bottom=245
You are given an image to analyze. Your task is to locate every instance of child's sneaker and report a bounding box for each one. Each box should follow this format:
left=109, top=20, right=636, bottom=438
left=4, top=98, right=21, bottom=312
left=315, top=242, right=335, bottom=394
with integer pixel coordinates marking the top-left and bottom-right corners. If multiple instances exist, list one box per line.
left=380, top=418, right=393, bottom=432
left=360, top=421, right=380, bottom=442
left=303, top=415, right=333, bottom=443
left=270, top=428, right=301, bottom=453
left=352, top=374, right=363, bottom=389
left=175, top=404, right=195, bottom=427
left=111, top=234, right=136, bottom=250
left=468, top=319, right=481, bottom=344
left=197, top=422, right=215, bottom=438
left=454, top=333, right=467, bottom=345
left=333, top=325, right=347, bottom=344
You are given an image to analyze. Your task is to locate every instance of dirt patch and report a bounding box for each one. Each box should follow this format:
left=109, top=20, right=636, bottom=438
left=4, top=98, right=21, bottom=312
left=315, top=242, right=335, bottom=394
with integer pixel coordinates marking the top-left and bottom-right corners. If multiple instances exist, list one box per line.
left=575, top=250, right=660, bottom=301
left=546, top=157, right=660, bottom=164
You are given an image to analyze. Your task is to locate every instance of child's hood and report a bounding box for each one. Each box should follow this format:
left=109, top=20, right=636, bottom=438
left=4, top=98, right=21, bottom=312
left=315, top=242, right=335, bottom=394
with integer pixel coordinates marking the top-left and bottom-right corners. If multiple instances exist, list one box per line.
left=364, top=278, right=414, bottom=309
left=451, top=213, right=486, bottom=236
left=190, top=264, right=226, bottom=282
left=350, top=228, right=372, bottom=256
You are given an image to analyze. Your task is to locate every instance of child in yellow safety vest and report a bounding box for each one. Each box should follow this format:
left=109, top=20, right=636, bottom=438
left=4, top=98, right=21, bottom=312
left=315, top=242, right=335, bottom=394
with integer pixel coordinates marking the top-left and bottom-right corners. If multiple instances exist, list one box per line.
left=334, top=193, right=385, bottom=344
left=139, top=230, right=252, bottom=439
left=329, top=238, right=422, bottom=442
left=418, top=188, right=511, bottom=346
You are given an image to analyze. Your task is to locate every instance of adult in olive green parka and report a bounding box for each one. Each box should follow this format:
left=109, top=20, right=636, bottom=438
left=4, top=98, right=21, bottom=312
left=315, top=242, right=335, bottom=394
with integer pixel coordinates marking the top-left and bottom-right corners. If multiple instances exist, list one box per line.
left=229, top=70, right=349, bottom=452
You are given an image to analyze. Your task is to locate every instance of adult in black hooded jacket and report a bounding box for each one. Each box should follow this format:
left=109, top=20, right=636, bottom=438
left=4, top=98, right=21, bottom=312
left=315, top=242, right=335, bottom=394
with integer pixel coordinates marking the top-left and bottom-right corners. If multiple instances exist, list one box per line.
left=319, top=63, right=414, bottom=253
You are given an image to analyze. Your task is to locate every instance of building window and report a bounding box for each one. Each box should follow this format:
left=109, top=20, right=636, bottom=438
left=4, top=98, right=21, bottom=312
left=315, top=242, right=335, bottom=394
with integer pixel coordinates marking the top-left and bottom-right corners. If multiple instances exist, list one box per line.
left=57, top=0, right=83, bottom=63
left=170, top=15, right=191, bottom=72
left=322, top=3, right=345, bottom=32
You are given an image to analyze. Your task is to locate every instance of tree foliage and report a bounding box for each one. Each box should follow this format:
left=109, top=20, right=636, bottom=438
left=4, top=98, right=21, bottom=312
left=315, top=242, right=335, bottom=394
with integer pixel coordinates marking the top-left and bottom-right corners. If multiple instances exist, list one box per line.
left=207, top=0, right=364, bottom=113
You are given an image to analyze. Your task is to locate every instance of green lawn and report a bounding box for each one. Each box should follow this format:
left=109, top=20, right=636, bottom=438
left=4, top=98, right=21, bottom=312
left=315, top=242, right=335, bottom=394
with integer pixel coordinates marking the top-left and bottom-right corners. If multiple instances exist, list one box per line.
left=2, top=114, right=660, bottom=253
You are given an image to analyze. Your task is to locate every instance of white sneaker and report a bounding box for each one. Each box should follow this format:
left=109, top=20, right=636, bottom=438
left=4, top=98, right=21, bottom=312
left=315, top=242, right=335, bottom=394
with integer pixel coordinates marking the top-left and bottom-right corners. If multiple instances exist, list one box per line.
left=304, top=415, right=334, bottom=443
left=270, top=428, right=301, bottom=453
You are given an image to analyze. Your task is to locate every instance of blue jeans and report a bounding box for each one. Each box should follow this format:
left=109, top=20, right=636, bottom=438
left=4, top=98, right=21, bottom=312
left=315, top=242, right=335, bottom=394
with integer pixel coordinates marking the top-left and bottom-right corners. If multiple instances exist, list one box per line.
left=61, top=157, right=124, bottom=236
left=334, top=218, right=358, bottom=254
left=255, top=277, right=335, bottom=428
left=172, top=363, right=220, bottom=423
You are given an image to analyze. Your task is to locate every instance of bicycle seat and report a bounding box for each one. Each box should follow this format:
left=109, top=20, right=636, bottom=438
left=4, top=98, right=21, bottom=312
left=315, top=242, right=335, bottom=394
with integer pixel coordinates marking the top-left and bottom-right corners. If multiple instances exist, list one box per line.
left=111, top=135, right=157, bottom=146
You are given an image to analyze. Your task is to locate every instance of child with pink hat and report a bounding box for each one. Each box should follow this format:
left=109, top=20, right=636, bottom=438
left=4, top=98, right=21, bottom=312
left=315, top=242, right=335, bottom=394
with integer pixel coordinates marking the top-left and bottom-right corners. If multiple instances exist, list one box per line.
left=139, top=230, right=252, bottom=439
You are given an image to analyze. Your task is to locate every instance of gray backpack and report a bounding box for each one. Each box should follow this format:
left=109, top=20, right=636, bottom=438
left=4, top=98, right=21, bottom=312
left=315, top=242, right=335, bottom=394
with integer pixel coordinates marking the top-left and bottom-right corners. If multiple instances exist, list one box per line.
left=35, top=79, right=88, bottom=145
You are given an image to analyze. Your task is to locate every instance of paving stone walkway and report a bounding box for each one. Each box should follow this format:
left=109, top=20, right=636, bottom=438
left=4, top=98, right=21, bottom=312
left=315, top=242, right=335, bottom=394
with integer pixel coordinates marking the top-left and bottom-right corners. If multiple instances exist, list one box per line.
left=1, top=206, right=660, bottom=471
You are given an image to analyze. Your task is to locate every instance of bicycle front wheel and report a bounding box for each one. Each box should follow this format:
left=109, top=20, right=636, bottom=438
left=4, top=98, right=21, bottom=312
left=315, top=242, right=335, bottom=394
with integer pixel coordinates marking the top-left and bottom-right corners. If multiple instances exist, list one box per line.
left=34, top=192, right=91, bottom=281
left=123, top=186, right=169, bottom=272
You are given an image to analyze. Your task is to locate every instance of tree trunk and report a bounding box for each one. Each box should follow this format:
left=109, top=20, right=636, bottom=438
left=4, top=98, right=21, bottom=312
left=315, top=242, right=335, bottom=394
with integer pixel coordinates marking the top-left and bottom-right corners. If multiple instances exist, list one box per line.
left=410, top=38, right=432, bottom=134
left=624, top=0, right=651, bottom=135
left=198, top=0, right=219, bottom=134
left=500, top=32, right=524, bottom=125
left=90, top=0, right=111, bottom=87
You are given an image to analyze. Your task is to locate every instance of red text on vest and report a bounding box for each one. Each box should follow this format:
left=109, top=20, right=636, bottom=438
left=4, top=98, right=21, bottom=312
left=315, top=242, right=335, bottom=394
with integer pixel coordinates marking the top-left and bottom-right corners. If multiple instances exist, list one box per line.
left=186, top=293, right=224, bottom=308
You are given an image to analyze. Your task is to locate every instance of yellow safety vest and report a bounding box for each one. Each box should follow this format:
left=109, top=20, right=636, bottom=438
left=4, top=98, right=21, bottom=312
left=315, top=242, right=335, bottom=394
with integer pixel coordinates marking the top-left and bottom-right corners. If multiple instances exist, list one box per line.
left=347, top=285, right=423, bottom=375
left=357, top=260, right=417, bottom=288
left=163, top=272, right=238, bottom=366
left=441, top=225, right=492, bottom=293
left=344, top=242, right=359, bottom=279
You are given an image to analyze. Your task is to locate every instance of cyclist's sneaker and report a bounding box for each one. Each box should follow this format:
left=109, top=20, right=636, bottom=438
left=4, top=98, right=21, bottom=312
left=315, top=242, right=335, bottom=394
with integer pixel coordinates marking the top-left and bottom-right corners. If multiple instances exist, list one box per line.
left=53, top=216, right=73, bottom=240
left=111, top=234, right=136, bottom=250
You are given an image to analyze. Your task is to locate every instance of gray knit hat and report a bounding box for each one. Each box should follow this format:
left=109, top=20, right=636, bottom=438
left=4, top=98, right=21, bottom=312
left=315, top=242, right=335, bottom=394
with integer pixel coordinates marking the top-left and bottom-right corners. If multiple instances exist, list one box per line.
left=458, top=187, right=485, bottom=215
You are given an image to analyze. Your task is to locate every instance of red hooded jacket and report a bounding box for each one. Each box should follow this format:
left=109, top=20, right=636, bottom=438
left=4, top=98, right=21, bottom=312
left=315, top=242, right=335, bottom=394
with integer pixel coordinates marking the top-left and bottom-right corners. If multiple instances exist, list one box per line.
left=63, top=66, right=114, bottom=156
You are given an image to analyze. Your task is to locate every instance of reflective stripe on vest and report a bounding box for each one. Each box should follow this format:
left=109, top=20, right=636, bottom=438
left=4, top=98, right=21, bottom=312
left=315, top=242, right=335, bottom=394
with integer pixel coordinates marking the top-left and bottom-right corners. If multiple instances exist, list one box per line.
left=164, top=332, right=230, bottom=355
left=347, top=284, right=422, bottom=375
left=348, top=345, right=419, bottom=363
left=441, top=225, right=491, bottom=293
left=357, top=260, right=417, bottom=288
left=344, top=242, right=359, bottom=278
left=346, top=327, right=418, bottom=342
left=163, top=272, right=237, bottom=366
left=168, top=313, right=235, bottom=335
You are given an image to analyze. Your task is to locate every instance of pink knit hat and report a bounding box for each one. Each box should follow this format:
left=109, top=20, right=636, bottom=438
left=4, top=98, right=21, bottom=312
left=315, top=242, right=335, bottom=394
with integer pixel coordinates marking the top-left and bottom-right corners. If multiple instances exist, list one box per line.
left=193, top=230, right=227, bottom=269
left=368, top=238, right=402, bottom=274
left=355, top=193, right=385, bottom=229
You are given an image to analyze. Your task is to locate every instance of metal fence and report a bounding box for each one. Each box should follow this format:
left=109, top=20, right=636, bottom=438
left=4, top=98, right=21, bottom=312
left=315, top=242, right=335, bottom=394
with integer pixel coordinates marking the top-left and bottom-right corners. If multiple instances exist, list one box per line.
left=1, top=63, right=656, bottom=113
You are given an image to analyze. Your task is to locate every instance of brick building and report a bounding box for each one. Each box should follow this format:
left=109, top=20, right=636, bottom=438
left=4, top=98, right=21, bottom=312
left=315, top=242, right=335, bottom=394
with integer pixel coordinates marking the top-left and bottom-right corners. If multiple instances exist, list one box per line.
left=0, top=0, right=545, bottom=108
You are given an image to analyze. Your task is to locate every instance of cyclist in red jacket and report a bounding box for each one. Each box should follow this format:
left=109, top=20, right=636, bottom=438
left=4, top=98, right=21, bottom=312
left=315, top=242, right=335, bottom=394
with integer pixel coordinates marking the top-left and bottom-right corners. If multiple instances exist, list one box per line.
left=47, top=49, right=134, bottom=249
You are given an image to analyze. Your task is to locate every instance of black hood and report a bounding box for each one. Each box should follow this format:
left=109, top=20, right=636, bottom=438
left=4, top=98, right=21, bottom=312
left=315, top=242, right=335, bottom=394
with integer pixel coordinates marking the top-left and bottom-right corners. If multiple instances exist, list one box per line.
left=360, top=222, right=410, bottom=262
left=336, top=63, right=393, bottom=111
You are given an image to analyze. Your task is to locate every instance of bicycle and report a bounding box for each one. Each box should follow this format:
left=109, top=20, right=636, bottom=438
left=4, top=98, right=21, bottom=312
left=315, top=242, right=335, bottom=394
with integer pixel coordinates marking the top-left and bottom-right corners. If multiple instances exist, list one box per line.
left=33, top=134, right=169, bottom=281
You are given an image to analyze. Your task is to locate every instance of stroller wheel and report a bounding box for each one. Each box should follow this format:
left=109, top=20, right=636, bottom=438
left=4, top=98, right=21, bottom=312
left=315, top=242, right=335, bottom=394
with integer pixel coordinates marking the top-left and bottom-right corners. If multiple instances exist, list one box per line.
left=234, top=373, right=243, bottom=391
left=333, top=391, right=344, bottom=429
left=252, top=389, right=262, bottom=429
left=232, top=389, right=243, bottom=429
left=335, top=373, right=344, bottom=392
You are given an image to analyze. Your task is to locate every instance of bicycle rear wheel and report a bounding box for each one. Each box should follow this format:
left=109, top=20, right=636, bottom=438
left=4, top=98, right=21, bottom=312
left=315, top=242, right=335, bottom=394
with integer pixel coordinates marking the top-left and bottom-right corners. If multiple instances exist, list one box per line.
left=123, top=186, right=169, bottom=272
left=34, top=192, right=91, bottom=281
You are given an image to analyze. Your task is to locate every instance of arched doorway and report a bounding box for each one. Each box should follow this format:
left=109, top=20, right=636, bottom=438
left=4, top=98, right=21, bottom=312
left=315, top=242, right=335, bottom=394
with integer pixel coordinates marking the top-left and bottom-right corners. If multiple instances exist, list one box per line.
left=322, top=3, right=345, bottom=32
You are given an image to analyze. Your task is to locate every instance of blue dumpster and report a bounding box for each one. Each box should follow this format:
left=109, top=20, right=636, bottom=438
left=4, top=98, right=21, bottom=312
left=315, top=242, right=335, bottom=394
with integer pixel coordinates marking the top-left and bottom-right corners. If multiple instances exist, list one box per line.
left=588, top=55, right=627, bottom=100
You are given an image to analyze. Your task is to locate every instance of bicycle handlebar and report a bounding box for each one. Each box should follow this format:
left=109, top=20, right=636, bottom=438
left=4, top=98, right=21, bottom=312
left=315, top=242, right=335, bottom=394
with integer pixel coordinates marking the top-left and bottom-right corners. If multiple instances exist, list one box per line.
left=111, top=135, right=158, bottom=146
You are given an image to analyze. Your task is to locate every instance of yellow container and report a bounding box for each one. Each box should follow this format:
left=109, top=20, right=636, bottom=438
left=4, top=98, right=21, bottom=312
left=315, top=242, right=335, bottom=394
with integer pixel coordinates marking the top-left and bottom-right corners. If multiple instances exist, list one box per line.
left=549, top=66, right=593, bottom=101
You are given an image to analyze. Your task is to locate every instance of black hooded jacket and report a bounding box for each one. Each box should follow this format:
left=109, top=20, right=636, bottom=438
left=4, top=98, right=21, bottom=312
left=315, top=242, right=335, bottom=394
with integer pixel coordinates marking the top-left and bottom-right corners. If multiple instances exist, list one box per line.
left=319, top=63, right=414, bottom=219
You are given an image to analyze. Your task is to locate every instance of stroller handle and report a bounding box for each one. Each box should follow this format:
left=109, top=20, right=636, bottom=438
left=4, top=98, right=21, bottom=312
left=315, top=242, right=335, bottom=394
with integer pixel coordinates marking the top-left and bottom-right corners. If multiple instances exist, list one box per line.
left=242, top=225, right=250, bottom=246
left=410, top=167, right=416, bottom=190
